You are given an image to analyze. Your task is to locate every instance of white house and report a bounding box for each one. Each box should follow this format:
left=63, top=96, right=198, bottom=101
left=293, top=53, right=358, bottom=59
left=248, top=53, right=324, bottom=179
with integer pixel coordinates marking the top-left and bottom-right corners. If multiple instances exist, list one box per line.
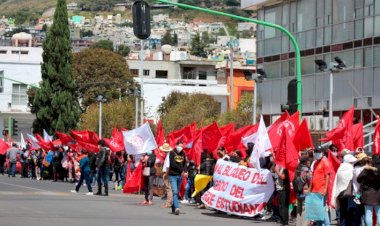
left=0, top=46, right=43, bottom=140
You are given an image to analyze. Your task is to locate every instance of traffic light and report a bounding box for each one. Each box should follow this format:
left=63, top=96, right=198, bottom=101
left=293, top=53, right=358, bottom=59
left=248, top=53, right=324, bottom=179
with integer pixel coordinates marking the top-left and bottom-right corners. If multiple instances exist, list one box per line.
left=281, top=79, right=298, bottom=115
left=3, top=118, right=8, bottom=136
left=12, top=118, right=18, bottom=136
left=133, top=0, right=151, bottom=40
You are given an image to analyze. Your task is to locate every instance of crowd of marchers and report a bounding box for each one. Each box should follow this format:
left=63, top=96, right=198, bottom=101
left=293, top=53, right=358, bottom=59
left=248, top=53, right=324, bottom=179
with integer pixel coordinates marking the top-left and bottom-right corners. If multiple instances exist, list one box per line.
left=1, top=140, right=380, bottom=225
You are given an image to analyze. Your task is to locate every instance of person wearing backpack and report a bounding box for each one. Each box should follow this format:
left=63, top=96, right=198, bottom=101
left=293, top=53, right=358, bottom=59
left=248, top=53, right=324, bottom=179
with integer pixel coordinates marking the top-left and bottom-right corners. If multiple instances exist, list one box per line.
left=71, top=149, right=93, bottom=195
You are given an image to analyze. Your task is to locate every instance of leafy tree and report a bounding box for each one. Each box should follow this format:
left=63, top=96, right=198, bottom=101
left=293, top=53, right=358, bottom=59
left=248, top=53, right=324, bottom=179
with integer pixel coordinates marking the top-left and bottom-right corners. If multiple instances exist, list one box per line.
left=158, top=92, right=221, bottom=132
left=161, top=30, right=173, bottom=46
left=81, top=29, right=94, bottom=37
left=217, top=28, right=226, bottom=36
left=218, top=93, right=261, bottom=128
left=73, top=48, right=137, bottom=108
left=173, top=33, right=178, bottom=46
left=78, top=98, right=137, bottom=137
left=32, top=0, right=81, bottom=134
left=190, top=32, right=208, bottom=57
left=90, top=39, right=114, bottom=51
left=201, top=31, right=211, bottom=44
left=116, top=44, right=130, bottom=57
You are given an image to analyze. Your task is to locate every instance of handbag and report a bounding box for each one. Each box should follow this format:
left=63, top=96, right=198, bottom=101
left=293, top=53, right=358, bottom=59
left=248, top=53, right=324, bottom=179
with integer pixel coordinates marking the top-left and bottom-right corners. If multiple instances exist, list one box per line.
left=342, top=180, right=353, bottom=198
left=143, top=167, right=151, bottom=176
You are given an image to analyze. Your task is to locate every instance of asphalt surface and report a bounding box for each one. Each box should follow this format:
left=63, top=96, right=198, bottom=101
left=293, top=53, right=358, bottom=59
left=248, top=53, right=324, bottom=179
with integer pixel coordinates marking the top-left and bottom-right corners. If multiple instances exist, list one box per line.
left=0, top=174, right=295, bottom=226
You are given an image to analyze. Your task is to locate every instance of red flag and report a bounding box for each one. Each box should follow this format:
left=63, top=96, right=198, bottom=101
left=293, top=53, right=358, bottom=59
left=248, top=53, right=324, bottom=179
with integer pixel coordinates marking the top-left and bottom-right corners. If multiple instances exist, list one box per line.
left=201, top=122, right=222, bottom=153
left=189, top=131, right=203, bottom=166
left=269, top=112, right=300, bottom=151
left=327, top=150, right=341, bottom=172
left=71, top=130, right=90, bottom=143
left=220, top=123, right=235, bottom=137
left=275, top=127, right=299, bottom=181
left=352, top=123, right=364, bottom=149
left=35, top=134, right=55, bottom=151
left=268, top=112, right=290, bottom=149
left=168, top=122, right=196, bottom=147
left=321, top=107, right=355, bottom=151
left=155, top=119, right=165, bottom=146
left=88, top=130, right=100, bottom=145
left=373, top=119, right=380, bottom=155
left=0, top=138, right=10, bottom=155
left=224, top=124, right=258, bottom=153
left=123, top=162, right=144, bottom=193
left=104, top=128, right=125, bottom=152
left=77, top=140, right=99, bottom=153
left=293, top=119, right=314, bottom=151
left=327, top=150, right=340, bottom=207
left=52, top=139, right=62, bottom=147
left=56, top=132, right=73, bottom=145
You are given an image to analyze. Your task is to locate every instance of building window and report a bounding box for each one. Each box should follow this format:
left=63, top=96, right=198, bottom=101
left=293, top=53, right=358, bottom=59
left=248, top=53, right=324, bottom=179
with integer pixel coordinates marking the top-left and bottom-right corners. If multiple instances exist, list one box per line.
left=156, top=70, right=168, bottom=79
left=130, top=69, right=139, bottom=77
left=374, top=45, right=380, bottom=66
left=0, top=50, right=6, bottom=54
left=198, top=71, right=207, bottom=80
left=0, top=71, right=4, bottom=93
left=301, top=56, right=315, bottom=75
left=143, top=70, right=150, bottom=76
left=11, top=51, right=20, bottom=54
left=355, top=49, right=363, bottom=68
left=364, top=47, right=373, bottom=66
left=20, top=51, right=28, bottom=55
left=12, top=84, right=28, bottom=105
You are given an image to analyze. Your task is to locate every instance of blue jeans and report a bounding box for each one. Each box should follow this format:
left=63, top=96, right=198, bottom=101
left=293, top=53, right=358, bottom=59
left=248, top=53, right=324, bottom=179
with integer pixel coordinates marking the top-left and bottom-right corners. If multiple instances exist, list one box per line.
left=169, top=175, right=183, bottom=212
left=8, top=162, right=16, bottom=177
left=76, top=171, right=93, bottom=192
left=364, top=205, right=380, bottom=226
left=97, top=166, right=109, bottom=193
left=185, top=177, right=194, bottom=200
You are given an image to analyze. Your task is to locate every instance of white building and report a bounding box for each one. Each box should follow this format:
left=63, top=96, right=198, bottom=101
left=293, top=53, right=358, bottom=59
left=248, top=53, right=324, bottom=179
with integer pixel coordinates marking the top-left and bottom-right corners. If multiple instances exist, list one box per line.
left=126, top=54, right=228, bottom=120
left=0, top=46, right=43, bottom=140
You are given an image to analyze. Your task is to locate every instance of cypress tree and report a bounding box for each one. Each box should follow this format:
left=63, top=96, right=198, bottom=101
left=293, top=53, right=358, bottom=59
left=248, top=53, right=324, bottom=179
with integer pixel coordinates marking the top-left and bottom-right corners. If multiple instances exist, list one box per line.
left=33, top=0, right=80, bottom=134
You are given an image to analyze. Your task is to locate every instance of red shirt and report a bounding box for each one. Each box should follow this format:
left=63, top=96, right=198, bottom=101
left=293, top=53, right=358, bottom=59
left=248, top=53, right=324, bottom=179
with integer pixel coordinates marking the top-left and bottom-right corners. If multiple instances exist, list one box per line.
left=311, top=157, right=332, bottom=194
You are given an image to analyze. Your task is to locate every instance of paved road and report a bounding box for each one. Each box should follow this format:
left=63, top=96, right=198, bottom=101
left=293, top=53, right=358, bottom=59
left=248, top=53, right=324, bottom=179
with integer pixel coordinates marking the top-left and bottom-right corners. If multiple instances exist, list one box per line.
left=0, top=175, right=295, bottom=226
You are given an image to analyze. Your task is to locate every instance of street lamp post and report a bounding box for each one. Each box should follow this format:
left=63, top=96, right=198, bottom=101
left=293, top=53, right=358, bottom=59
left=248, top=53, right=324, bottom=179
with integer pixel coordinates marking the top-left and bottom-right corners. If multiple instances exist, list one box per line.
left=252, top=69, right=267, bottom=124
left=244, top=69, right=266, bottom=124
left=315, top=57, right=346, bottom=130
left=96, top=94, right=106, bottom=138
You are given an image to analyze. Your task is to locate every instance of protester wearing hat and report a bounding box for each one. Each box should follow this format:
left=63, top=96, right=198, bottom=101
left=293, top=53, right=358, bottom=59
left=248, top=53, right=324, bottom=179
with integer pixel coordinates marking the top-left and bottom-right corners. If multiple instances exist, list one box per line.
left=331, top=154, right=358, bottom=225
left=161, top=143, right=173, bottom=209
left=309, top=146, right=332, bottom=225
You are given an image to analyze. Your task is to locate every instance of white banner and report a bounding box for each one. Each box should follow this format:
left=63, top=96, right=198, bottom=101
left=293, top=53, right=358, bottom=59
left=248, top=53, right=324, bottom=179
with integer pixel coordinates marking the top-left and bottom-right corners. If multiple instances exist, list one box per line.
left=201, top=159, right=274, bottom=217
left=122, top=123, right=157, bottom=155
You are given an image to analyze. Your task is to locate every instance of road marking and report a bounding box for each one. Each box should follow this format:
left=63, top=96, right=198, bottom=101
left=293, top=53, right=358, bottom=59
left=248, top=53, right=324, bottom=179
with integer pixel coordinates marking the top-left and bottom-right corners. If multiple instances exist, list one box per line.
left=0, top=181, right=51, bottom=192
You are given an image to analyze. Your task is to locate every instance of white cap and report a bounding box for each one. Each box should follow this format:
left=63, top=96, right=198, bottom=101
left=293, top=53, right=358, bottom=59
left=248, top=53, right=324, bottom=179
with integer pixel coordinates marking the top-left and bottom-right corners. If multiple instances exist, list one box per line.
left=343, top=154, right=357, bottom=163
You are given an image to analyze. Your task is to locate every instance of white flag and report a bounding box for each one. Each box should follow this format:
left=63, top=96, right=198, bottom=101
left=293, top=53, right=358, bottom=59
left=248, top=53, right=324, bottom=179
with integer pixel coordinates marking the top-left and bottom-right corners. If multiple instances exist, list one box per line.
left=27, top=134, right=40, bottom=149
left=20, top=133, right=26, bottom=149
left=249, top=116, right=272, bottom=169
left=43, top=129, right=53, bottom=142
left=122, top=123, right=158, bottom=155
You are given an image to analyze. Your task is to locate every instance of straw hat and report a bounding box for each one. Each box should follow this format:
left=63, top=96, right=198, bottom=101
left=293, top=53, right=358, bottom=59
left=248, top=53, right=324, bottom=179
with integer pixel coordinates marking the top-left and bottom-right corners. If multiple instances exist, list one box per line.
left=356, top=153, right=367, bottom=161
left=159, top=143, right=171, bottom=152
